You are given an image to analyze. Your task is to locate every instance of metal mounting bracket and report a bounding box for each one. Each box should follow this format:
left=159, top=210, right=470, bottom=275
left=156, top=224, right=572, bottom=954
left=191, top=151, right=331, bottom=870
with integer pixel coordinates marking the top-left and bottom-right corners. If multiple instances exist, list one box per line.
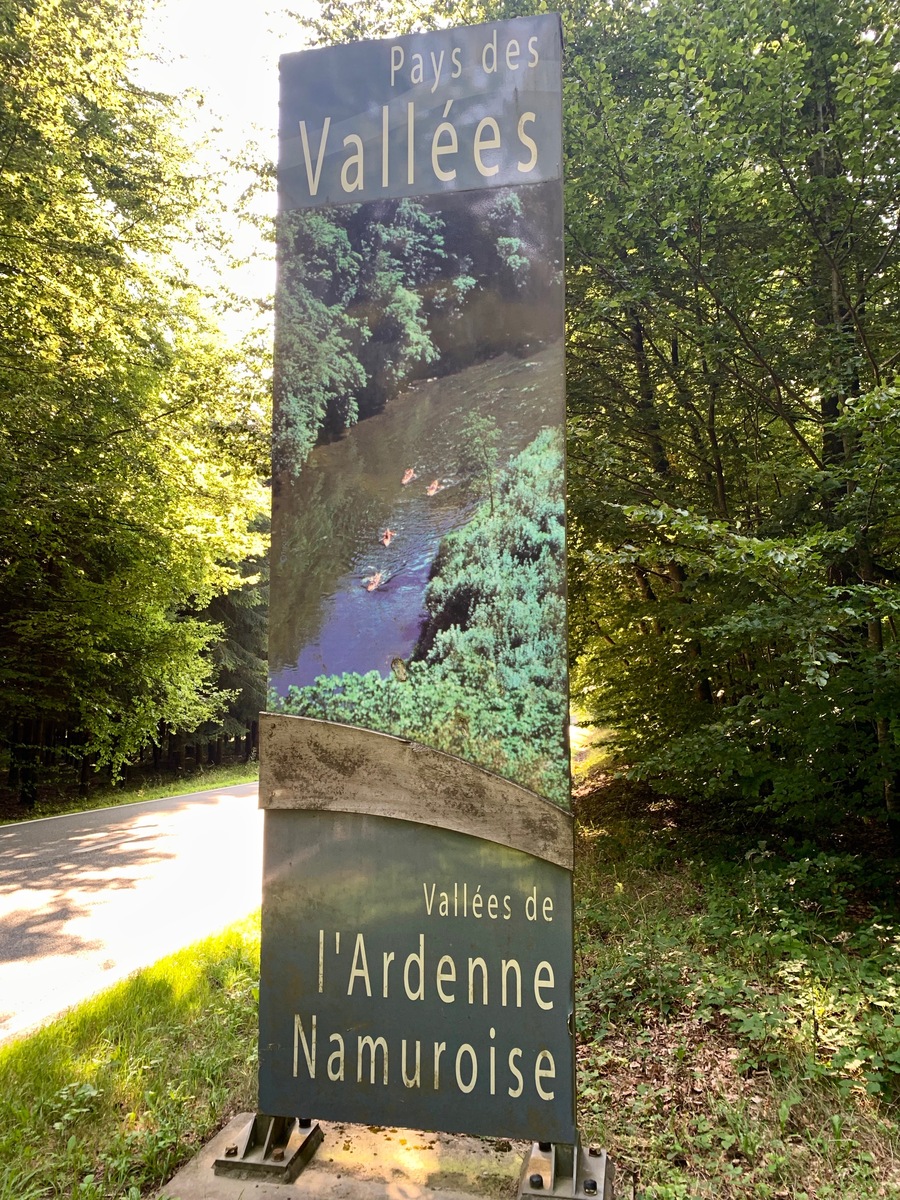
left=212, top=1113, right=323, bottom=1183
left=518, top=1137, right=614, bottom=1200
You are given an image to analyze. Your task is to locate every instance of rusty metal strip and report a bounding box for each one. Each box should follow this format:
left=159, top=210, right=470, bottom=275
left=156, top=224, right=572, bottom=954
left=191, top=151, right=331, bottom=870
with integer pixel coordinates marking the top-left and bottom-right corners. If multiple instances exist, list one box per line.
left=259, top=713, right=573, bottom=870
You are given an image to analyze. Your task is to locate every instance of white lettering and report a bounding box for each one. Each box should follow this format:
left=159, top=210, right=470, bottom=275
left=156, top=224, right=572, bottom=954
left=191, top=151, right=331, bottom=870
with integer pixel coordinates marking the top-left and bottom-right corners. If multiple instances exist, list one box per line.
left=517, top=113, right=538, bottom=173
left=382, top=949, right=395, bottom=998
left=468, top=956, right=488, bottom=1004
left=436, top=954, right=456, bottom=1003
left=298, top=119, right=330, bottom=196
left=429, top=49, right=445, bottom=92
left=502, top=958, right=522, bottom=1007
left=340, top=133, right=364, bottom=192
left=391, top=45, right=405, bottom=87
left=407, top=102, right=415, bottom=184
left=404, top=934, right=425, bottom=1001
left=293, top=1013, right=316, bottom=1079
left=402, top=1039, right=421, bottom=1088
left=327, top=1033, right=345, bottom=1081
left=382, top=105, right=389, bottom=187
left=432, top=101, right=458, bottom=182
left=534, top=961, right=555, bottom=1010
left=482, top=29, right=498, bottom=73
left=433, top=1041, right=446, bottom=1089
left=474, top=117, right=501, bottom=177
left=348, top=933, right=372, bottom=996
left=357, top=1035, right=388, bottom=1085
left=456, top=1043, right=477, bottom=1093
left=508, top=1047, right=524, bottom=1097
left=535, top=1050, right=556, bottom=1100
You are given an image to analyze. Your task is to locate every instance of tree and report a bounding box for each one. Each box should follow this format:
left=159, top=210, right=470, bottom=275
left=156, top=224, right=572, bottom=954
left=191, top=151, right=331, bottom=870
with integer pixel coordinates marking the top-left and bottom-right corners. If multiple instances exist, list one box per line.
left=272, top=429, right=569, bottom=804
left=458, top=414, right=501, bottom=515
left=273, top=188, right=550, bottom=476
left=0, top=0, right=268, bottom=787
left=562, top=0, right=900, bottom=834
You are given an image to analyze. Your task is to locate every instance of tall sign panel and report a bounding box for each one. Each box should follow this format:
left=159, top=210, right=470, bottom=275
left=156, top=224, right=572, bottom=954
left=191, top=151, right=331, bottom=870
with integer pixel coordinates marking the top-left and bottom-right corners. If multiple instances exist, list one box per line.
left=261, top=15, right=572, bottom=1145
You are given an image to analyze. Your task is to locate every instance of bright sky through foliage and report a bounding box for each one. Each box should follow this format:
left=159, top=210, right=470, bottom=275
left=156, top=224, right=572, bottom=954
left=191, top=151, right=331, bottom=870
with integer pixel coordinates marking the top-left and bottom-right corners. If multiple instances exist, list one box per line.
left=139, top=0, right=311, bottom=148
left=137, top=0, right=316, bottom=330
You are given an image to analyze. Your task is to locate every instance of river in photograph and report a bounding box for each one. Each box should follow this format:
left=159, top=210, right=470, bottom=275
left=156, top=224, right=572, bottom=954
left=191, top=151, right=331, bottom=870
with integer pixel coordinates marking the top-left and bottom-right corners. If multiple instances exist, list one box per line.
left=269, top=341, right=564, bottom=696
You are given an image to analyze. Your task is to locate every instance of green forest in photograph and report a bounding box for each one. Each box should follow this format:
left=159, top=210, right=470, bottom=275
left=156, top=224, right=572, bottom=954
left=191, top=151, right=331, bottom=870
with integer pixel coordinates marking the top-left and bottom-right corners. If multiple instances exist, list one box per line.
left=269, top=178, right=570, bottom=807
left=270, top=427, right=569, bottom=805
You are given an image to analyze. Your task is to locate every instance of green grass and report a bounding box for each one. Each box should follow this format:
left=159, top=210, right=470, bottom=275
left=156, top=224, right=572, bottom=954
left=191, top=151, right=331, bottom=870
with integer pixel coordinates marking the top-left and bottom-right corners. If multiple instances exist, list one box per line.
left=0, top=916, right=260, bottom=1200
left=0, top=762, right=260, bottom=826
left=574, top=777, right=900, bottom=1199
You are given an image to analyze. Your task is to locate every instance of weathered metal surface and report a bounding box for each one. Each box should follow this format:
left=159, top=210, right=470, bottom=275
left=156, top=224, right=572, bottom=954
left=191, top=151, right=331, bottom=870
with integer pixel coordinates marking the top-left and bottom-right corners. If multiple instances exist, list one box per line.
left=213, top=1115, right=323, bottom=1183
left=259, top=714, right=574, bottom=871
left=279, top=15, right=563, bottom=209
left=258, top=809, right=576, bottom=1143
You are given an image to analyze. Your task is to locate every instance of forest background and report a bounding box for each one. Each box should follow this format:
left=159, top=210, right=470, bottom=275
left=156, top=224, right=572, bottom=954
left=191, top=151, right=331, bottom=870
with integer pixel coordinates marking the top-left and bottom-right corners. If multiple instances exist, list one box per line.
left=2, top=2, right=900, bottom=1195
left=2, top=0, right=899, bottom=848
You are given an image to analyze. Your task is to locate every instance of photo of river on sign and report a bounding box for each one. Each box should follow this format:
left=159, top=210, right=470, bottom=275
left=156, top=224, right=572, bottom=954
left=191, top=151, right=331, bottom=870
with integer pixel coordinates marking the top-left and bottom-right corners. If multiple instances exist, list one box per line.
left=268, top=180, right=569, bottom=807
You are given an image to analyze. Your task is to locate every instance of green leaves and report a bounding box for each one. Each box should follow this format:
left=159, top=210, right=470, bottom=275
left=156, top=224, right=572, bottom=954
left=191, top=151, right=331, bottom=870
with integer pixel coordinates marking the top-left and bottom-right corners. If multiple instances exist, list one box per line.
left=559, top=0, right=900, bottom=831
left=0, top=0, right=268, bottom=775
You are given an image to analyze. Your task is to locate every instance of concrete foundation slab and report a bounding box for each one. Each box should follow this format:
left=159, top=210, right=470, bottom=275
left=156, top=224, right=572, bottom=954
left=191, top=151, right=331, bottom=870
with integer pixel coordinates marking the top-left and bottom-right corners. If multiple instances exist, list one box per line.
left=156, top=1113, right=528, bottom=1200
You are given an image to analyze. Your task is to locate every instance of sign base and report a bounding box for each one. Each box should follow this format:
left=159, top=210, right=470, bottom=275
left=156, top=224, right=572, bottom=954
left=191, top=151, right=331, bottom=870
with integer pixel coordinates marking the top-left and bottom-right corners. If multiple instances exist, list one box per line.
left=213, top=1113, right=323, bottom=1183
left=162, top=1111, right=529, bottom=1199
left=519, top=1139, right=614, bottom=1200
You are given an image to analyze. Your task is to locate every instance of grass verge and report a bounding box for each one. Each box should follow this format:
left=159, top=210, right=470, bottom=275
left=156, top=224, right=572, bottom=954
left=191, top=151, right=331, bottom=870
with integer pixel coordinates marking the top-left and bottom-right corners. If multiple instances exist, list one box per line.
left=0, top=915, right=260, bottom=1200
left=575, top=774, right=900, bottom=1199
left=0, top=762, right=260, bottom=826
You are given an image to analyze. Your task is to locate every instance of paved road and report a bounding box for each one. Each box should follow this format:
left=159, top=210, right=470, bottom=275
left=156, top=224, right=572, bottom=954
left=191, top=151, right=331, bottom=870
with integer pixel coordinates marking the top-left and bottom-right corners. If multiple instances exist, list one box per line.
left=0, top=782, right=263, bottom=1044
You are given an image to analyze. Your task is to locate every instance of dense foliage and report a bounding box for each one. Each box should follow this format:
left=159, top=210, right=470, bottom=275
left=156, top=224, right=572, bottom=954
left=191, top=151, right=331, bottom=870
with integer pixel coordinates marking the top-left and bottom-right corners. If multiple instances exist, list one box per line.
left=307, top=0, right=900, bottom=839
left=274, top=188, right=558, bottom=473
left=271, top=429, right=569, bottom=804
left=0, top=0, right=268, bottom=786
left=563, top=0, right=900, bottom=837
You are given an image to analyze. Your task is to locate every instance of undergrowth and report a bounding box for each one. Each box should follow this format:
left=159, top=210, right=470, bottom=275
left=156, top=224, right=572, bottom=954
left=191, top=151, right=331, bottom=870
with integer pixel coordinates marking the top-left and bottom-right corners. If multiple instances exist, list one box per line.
left=3, top=763, right=900, bottom=1198
left=574, top=775, right=900, bottom=1199
left=0, top=761, right=260, bottom=826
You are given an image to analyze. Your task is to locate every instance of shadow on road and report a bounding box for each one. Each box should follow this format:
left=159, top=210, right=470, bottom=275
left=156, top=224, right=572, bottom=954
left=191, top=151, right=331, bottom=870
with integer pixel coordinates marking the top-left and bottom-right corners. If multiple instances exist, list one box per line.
left=0, top=793, right=243, bottom=966
left=0, top=808, right=183, bottom=895
left=0, top=900, right=103, bottom=962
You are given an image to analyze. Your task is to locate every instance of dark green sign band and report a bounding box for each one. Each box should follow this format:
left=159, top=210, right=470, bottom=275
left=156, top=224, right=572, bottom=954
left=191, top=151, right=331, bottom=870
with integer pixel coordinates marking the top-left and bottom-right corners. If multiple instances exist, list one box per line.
left=258, top=808, right=576, bottom=1142
left=279, top=15, right=562, bottom=208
